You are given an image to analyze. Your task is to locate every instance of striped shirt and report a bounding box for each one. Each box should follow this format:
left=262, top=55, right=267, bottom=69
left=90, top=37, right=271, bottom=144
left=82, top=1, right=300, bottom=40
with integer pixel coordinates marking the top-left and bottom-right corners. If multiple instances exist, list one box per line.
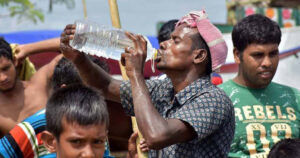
left=0, top=109, right=54, bottom=158
left=0, top=109, right=113, bottom=158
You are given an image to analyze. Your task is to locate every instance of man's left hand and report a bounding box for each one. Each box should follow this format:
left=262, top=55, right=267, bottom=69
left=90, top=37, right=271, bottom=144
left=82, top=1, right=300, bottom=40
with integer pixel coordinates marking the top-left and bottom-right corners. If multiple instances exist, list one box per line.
left=121, top=32, right=147, bottom=79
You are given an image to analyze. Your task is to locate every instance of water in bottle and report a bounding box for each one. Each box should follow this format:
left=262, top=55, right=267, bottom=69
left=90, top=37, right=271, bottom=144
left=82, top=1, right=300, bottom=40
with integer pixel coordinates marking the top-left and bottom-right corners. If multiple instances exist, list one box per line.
left=70, top=19, right=157, bottom=72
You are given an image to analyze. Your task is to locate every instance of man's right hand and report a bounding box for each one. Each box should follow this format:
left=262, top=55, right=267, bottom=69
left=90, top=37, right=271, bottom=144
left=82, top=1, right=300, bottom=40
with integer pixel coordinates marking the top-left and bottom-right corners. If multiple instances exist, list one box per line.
left=60, top=24, right=82, bottom=62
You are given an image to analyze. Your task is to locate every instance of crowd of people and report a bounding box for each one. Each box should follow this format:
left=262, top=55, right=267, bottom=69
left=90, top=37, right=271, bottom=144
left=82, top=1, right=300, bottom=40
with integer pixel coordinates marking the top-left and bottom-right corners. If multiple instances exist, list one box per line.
left=0, top=9, right=300, bottom=158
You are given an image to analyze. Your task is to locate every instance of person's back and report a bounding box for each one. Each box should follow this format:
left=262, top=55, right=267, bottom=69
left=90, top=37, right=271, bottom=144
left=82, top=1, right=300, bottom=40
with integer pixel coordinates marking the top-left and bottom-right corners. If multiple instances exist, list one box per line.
left=218, top=14, right=300, bottom=157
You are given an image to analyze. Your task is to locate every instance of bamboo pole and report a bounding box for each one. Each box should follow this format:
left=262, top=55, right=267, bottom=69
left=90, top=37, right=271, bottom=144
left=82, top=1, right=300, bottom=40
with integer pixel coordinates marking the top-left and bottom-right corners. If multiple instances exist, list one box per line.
left=108, top=0, right=148, bottom=157
left=81, top=0, right=88, bottom=19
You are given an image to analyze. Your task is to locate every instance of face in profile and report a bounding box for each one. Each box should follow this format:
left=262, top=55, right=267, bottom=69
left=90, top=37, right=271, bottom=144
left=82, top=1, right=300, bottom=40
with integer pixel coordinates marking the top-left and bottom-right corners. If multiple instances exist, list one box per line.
left=44, top=117, right=108, bottom=158
left=0, top=56, right=17, bottom=92
left=156, top=23, right=196, bottom=72
left=235, top=43, right=279, bottom=88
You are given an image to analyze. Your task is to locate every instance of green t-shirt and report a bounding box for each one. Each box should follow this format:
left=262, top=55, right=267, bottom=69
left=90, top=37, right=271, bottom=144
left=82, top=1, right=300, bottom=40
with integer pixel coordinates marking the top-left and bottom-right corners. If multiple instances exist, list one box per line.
left=219, top=80, right=300, bottom=158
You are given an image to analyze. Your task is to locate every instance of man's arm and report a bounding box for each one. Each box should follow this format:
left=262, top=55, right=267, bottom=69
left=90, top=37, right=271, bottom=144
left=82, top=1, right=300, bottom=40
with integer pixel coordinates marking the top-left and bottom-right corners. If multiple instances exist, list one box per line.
left=121, top=33, right=196, bottom=149
left=14, top=38, right=60, bottom=65
left=60, top=24, right=122, bottom=102
left=0, top=116, right=16, bottom=137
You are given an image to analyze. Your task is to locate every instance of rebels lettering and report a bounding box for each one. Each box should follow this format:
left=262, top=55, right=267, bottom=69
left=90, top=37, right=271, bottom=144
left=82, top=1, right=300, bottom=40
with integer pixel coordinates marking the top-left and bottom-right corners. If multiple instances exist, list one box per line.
left=235, top=105, right=296, bottom=121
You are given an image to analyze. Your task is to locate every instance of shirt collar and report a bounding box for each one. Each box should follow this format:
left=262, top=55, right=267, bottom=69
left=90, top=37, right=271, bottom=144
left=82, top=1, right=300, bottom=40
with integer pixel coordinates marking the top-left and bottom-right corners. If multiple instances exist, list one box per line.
left=175, top=75, right=212, bottom=105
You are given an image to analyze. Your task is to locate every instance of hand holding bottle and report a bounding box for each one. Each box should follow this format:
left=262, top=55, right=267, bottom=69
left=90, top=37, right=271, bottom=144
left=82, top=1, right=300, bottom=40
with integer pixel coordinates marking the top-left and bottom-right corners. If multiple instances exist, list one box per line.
left=60, top=24, right=83, bottom=62
left=69, top=19, right=157, bottom=72
left=121, top=32, right=147, bottom=79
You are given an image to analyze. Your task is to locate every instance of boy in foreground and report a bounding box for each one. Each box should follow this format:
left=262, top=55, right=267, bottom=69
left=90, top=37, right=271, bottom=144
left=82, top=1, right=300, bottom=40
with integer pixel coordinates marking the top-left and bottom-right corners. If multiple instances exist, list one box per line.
left=42, top=84, right=110, bottom=158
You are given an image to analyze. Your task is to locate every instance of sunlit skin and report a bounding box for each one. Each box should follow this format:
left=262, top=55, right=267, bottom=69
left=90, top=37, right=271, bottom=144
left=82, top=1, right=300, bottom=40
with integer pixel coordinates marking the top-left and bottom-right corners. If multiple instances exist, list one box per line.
left=233, top=43, right=279, bottom=89
left=0, top=55, right=61, bottom=137
left=0, top=57, right=17, bottom=92
left=156, top=24, right=196, bottom=74
left=55, top=118, right=108, bottom=158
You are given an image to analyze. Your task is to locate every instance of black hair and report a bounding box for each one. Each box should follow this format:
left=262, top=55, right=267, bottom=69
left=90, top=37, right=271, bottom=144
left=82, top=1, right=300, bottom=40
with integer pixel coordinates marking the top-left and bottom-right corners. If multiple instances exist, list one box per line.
left=51, top=56, right=109, bottom=91
left=87, top=55, right=110, bottom=73
left=158, top=19, right=179, bottom=43
left=268, top=138, right=300, bottom=158
left=232, top=14, right=281, bottom=54
left=46, top=84, right=109, bottom=139
left=0, top=37, right=13, bottom=61
left=51, top=57, right=82, bottom=91
left=190, top=33, right=212, bottom=75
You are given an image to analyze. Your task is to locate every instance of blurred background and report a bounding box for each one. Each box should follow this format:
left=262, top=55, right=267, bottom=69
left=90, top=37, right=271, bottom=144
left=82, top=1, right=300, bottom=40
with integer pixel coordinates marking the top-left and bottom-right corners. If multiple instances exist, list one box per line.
left=1, top=0, right=300, bottom=89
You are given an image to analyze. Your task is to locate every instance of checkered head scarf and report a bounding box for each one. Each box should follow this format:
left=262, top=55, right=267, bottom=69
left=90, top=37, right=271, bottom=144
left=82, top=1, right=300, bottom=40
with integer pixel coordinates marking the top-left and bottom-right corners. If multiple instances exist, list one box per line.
left=176, top=10, right=228, bottom=71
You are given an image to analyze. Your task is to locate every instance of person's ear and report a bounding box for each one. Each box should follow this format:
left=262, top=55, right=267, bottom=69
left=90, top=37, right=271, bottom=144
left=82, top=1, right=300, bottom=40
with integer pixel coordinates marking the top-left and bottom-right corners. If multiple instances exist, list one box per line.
left=41, top=131, right=57, bottom=153
left=193, top=49, right=207, bottom=64
left=233, top=47, right=241, bottom=64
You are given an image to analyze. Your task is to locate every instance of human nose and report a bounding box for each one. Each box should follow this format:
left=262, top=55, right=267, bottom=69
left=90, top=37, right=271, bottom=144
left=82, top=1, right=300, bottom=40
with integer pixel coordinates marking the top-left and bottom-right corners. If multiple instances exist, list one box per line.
left=0, top=73, right=8, bottom=82
left=81, top=145, right=96, bottom=158
left=261, top=56, right=272, bottom=68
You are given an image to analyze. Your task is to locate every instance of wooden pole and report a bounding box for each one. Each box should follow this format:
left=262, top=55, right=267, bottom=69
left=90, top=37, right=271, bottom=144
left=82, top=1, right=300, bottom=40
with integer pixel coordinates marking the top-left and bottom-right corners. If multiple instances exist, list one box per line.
left=81, top=0, right=88, bottom=19
left=108, top=0, right=148, bottom=157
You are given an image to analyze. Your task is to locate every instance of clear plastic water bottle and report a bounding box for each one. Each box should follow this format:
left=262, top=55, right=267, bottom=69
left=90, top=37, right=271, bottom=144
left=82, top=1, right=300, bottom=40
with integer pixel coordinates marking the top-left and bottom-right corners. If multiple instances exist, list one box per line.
left=70, top=19, right=157, bottom=72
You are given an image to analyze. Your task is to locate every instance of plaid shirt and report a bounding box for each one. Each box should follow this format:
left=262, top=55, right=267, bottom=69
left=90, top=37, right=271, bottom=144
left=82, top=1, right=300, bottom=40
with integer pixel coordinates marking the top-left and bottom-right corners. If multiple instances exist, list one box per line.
left=120, top=76, right=235, bottom=158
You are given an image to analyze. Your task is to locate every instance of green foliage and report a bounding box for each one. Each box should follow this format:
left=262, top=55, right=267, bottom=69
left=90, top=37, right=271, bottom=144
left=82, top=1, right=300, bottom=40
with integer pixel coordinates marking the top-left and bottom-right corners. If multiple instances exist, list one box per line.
left=0, top=0, right=75, bottom=23
left=53, top=0, right=75, bottom=10
left=0, top=0, right=44, bottom=23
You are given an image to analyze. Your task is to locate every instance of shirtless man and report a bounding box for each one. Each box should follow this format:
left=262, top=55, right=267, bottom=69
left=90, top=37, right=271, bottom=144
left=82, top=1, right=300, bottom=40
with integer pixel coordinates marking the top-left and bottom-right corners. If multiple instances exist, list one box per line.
left=0, top=37, right=61, bottom=136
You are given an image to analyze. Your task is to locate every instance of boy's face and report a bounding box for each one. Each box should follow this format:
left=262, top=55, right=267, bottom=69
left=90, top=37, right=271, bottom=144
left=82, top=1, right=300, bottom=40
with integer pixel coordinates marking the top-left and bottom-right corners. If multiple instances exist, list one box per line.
left=55, top=118, right=107, bottom=158
left=0, top=56, right=17, bottom=92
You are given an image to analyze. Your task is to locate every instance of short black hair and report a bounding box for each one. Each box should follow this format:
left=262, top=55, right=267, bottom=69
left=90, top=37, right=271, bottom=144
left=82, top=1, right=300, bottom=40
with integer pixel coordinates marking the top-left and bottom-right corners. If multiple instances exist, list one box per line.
left=0, top=37, right=13, bottom=61
left=158, top=19, right=178, bottom=43
left=51, top=57, right=82, bottom=91
left=46, top=84, right=109, bottom=139
left=51, top=56, right=109, bottom=91
left=190, top=33, right=212, bottom=75
left=268, top=138, right=300, bottom=158
left=232, top=14, right=281, bottom=53
left=87, top=55, right=110, bottom=73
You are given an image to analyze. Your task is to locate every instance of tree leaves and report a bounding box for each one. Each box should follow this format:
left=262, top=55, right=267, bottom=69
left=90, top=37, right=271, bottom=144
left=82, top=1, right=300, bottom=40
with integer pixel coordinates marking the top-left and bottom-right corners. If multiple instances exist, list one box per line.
left=0, top=0, right=74, bottom=24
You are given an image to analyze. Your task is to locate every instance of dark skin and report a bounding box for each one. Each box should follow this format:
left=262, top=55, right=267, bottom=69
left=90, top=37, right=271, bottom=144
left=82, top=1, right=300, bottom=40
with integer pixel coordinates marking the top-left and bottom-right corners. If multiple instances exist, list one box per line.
left=233, top=43, right=279, bottom=89
left=0, top=38, right=61, bottom=137
left=60, top=23, right=208, bottom=149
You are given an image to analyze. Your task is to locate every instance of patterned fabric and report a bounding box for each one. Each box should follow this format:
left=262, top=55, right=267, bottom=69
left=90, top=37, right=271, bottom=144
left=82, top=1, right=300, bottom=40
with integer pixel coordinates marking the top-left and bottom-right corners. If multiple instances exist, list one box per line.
left=120, top=76, right=235, bottom=158
left=219, top=80, right=300, bottom=158
left=0, top=109, right=113, bottom=158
